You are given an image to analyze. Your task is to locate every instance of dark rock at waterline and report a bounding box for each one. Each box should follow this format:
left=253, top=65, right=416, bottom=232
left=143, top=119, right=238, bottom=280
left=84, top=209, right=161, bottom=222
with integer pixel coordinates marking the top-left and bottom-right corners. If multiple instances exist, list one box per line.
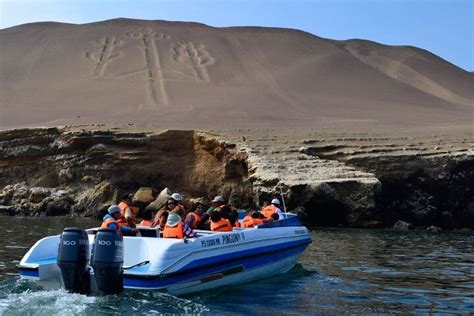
left=426, top=225, right=442, bottom=233
left=393, top=220, right=413, bottom=231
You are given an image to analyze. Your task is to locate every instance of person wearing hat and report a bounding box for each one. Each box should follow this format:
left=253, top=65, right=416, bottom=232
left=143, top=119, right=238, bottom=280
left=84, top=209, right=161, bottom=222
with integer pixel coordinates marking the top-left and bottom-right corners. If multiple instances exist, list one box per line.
left=117, top=193, right=138, bottom=229
left=261, top=198, right=284, bottom=220
left=101, top=205, right=137, bottom=236
left=163, top=213, right=197, bottom=239
left=209, top=195, right=232, bottom=220
left=169, top=192, right=186, bottom=219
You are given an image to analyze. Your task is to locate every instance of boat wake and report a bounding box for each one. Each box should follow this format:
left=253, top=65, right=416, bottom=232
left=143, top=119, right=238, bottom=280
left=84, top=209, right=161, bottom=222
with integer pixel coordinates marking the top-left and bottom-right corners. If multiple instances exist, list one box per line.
left=0, top=278, right=210, bottom=315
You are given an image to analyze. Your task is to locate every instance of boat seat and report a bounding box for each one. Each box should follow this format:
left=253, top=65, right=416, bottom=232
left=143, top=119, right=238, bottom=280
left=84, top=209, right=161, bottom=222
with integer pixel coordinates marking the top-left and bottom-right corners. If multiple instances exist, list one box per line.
left=137, top=227, right=160, bottom=238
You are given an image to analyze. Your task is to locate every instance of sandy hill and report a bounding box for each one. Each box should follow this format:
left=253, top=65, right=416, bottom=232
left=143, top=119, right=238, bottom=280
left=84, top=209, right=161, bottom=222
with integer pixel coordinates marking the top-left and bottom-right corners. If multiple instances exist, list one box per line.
left=0, top=18, right=472, bottom=128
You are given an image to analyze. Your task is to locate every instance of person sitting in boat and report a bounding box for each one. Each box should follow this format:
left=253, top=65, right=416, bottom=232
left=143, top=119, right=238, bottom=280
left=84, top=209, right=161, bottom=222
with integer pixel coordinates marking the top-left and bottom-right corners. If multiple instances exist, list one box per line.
left=210, top=211, right=233, bottom=232
left=163, top=213, right=197, bottom=239
left=138, top=209, right=154, bottom=227
left=101, top=205, right=138, bottom=236
left=185, top=201, right=207, bottom=230
left=117, top=193, right=138, bottom=229
left=152, top=198, right=175, bottom=230
left=242, top=209, right=254, bottom=228
left=261, top=198, right=284, bottom=220
left=170, top=192, right=186, bottom=219
left=209, top=195, right=232, bottom=219
left=228, top=208, right=240, bottom=228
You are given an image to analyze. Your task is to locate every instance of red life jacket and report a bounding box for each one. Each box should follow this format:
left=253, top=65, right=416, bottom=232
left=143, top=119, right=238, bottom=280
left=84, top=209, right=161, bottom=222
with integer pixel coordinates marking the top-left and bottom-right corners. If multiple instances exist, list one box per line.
left=117, top=201, right=138, bottom=227
left=101, top=217, right=121, bottom=236
left=211, top=218, right=233, bottom=232
left=252, top=218, right=264, bottom=226
left=189, top=212, right=202, bottom=229
left=139, top=219, right=153, bottom=227
left=163, top=222, right=184, bottom=239
left=242, top=215, right=254, bottom=228
left=262, top=205, right=277, bottom=218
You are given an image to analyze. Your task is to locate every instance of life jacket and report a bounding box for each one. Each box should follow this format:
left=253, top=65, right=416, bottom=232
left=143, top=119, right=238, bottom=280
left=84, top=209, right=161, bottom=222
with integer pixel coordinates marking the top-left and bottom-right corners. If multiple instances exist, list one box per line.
left=242, top=215, right=254, bottom=228
left=252, top=218, right=264, bottom=226
left=261, top=205, right=278, bottom=218
left=139, top=219, right=153, bottom=227
left=117, top=201, right=138, bottom=227
left=101, top=216, right=121, bottom=235
left=163, top=222, right=184, bottom=239
left=189, top=212, right=202, bottom=229
left=211, top=218, right=233, bottom=232
left=234, top=220, right=241, bottom=228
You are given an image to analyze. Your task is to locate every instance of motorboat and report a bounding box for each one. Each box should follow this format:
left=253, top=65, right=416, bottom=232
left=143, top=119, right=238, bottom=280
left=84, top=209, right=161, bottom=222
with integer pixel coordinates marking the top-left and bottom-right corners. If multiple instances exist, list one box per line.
left=18, top=213, right=311, bottom=296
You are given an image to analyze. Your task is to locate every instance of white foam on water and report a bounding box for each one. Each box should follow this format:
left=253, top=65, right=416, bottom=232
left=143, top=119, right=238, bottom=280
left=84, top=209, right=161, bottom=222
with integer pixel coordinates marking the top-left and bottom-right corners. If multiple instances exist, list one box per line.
left=0, top=289, right=96, bottom=316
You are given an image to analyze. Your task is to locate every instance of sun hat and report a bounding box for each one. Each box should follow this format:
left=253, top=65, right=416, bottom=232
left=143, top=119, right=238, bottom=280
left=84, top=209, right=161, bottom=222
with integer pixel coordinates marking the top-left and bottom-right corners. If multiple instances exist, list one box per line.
left=171, top=193, right=183, bottom=201
left=211, top=195, right=225, bottom=203
left=108, top=205, right=121, bottom=214
left=166, top=213, right=182, bottom=227
left=271, top=198, right=280, bottom=205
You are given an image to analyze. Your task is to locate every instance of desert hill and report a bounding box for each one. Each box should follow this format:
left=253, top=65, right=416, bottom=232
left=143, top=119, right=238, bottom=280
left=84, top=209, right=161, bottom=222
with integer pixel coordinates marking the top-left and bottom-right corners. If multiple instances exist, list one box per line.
left=0, top=18, right=472, bottom=128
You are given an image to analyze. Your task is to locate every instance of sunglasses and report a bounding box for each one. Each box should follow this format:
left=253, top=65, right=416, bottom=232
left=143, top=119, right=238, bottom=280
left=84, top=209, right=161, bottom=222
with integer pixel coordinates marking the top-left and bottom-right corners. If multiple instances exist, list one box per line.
left=167, top=201, right=176, bottom=205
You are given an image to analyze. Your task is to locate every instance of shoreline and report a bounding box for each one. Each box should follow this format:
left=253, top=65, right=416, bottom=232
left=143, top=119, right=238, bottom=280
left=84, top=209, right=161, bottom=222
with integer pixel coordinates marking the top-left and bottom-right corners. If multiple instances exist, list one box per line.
left=1, top=125, right=473, bottom=229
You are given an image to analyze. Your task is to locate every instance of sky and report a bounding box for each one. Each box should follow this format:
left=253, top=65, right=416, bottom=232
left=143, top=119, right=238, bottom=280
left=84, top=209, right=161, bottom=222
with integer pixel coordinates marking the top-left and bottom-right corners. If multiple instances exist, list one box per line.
left=0, top=0, right=472, bottom=71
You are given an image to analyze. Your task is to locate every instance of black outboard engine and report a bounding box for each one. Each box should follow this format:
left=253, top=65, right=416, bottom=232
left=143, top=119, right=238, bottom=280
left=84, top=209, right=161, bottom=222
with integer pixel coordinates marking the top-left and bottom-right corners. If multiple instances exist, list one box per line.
left=57, top=227, right=91, bottom=294
left=91, top=229, right=124, bottom=295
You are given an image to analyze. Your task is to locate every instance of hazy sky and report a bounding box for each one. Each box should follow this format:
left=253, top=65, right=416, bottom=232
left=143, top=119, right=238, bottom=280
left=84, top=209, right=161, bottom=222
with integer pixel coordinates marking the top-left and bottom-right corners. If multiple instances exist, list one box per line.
left=1, top=0, right=472, bottom=71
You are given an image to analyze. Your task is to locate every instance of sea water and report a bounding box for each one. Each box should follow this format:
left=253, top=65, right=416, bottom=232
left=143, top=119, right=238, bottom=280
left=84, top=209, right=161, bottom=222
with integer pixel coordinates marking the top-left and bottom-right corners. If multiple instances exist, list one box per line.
left=0, top=217, right=473, bottom=315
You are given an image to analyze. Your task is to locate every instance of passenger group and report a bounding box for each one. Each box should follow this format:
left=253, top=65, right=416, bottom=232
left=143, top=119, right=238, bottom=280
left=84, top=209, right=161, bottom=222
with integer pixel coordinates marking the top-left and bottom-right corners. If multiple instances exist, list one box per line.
left=101, top=192, right=284, bottom=239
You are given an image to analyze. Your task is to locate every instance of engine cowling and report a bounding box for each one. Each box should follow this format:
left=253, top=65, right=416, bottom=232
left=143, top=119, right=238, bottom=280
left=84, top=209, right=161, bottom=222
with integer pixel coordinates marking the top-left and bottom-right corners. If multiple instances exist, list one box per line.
left=56, top=227, right=91, bottom=294
left=91, top=229, right=124, bottom=295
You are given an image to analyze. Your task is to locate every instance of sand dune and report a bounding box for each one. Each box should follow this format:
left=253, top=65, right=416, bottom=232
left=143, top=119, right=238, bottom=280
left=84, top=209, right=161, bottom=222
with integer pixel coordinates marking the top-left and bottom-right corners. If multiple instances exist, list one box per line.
left=0, top=18, right=472, bottom=128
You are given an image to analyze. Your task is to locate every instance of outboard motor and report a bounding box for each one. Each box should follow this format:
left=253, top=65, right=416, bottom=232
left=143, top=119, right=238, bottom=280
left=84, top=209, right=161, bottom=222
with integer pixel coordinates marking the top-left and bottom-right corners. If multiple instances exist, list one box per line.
left=57, top=227, right=91, bottom=294
left=91, top=229, right=124, bottom=295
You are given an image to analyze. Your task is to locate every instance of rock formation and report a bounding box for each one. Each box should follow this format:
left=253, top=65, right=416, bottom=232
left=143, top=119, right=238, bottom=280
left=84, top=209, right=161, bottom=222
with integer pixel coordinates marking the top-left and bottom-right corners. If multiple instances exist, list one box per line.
left=0, top=126, right=472, bottom=229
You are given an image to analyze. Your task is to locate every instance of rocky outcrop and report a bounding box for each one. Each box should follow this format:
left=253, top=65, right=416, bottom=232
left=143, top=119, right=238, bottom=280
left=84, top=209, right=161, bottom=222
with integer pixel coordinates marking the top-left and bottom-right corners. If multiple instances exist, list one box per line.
left=0, top=127, right=251, bottom=218
left=223, top=128, right=474, bottom=229
left=0, top=126, right=473, bottom=229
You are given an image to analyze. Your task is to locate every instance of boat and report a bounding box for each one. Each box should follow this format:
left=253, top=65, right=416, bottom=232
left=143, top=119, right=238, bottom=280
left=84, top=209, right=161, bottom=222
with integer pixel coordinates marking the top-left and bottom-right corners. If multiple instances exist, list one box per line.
left=18, top=213, right=311, bottom=296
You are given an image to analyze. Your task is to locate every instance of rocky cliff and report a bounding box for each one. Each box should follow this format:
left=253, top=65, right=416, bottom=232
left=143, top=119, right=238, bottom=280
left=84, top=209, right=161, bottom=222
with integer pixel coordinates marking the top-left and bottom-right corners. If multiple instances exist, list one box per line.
left=1, top=126, right=473, bottom=229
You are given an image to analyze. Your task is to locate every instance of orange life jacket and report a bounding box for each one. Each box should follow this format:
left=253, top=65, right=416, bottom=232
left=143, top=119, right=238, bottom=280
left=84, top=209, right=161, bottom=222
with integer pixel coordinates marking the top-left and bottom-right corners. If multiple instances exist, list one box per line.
left=189, top=212, right=202, bottom=229
left=242, top=215, right=254, bottom=228
left=234, top=220, right=240, bottom=228
left=211, top=218, right=233, bottom=232
left=117, top=201, right=138, bottom=227
left=261, top=205, right=277, bottom=218
left=101, top=217, right=121, bottom=234
left=252, top=218, right=264, bottom=226
left=163, top=222, right=184, bottom=239
left=139, top=219, right=153, bottom=227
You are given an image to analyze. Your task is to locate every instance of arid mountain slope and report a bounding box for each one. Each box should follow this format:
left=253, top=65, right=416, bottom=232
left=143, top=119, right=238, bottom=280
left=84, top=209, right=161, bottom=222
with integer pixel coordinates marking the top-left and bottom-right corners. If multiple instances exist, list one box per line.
left=0, top=19, right=472, bottom=128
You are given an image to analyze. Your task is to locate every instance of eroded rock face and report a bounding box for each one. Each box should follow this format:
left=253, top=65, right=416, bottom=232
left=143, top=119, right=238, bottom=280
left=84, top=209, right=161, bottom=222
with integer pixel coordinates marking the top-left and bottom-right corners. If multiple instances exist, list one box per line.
left=0, top=127, right=250, bottom=218
left=0, top=126, right=473, bottom=229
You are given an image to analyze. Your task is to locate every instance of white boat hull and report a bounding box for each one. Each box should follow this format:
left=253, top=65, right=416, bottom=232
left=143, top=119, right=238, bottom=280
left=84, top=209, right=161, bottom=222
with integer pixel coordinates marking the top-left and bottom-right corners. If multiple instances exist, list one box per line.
left=19, top=214, right=311, bottom=295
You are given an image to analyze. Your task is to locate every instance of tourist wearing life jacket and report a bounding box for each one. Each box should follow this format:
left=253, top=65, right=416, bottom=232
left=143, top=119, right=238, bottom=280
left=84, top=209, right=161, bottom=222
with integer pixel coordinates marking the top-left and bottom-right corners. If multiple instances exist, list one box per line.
left=184, top=202, right=204, bottom=229
left=163, top=213, right=197, bottom=239
left=117, top=194, right=138, bottom=228
left=210, top=211, right=233, bottom=232
left=242, top=210, right=255, bottom=228
left=101, top=205, right=137, bottom=237
left=170, top=192, right=187, bottom=219
left=210, top=195, right=232, bottom=219
left=138, top=209, right=154, bottom=227
left=261, top=199, right=285, bottom=220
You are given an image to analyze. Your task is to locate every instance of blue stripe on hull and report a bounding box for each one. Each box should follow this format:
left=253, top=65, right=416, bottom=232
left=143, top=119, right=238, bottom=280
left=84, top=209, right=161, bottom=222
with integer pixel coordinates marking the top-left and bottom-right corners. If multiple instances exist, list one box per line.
left=176, top=238, right=311, bottom=273
left=124, top=241, right=309, bottom=289
left=19, top=269, right=39, bottom=278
